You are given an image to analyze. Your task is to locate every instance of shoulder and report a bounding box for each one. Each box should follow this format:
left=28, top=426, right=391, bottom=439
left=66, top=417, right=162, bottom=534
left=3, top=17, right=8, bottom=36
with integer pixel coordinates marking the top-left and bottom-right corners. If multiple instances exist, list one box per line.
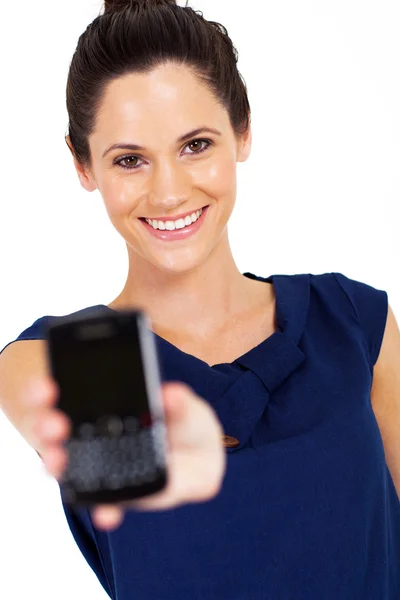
left=0, top=305, right=105, bottom=356
left=296, top=271, right=389, bottom=369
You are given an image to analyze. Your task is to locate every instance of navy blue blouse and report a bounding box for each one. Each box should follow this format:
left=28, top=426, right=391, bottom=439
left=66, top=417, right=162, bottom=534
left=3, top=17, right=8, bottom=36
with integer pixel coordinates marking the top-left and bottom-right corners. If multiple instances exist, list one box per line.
left=2, top=271, right=399, bottom=599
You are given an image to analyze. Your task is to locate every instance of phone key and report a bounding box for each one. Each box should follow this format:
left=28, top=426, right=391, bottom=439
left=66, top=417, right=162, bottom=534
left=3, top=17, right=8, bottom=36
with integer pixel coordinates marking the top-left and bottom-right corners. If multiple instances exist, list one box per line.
left=77, top=423, right=95, bottom=438
left=124, top=416, right=140, bottom=433
left=106, top=416, right=124, bottom=436
left=106, top=437, right=120, bottom=451
left=72, top=473, right=90, bottom=491
left=108, top=473, right=124, bottom=489
left=64, top=431, right=163, bottom=491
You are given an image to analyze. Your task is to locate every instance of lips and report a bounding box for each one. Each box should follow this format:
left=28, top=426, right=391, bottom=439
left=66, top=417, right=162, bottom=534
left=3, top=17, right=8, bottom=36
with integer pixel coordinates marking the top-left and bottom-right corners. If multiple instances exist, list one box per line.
left=139, top=205, right=209, bottom=223
left=139, top=204, right=209, bottom=241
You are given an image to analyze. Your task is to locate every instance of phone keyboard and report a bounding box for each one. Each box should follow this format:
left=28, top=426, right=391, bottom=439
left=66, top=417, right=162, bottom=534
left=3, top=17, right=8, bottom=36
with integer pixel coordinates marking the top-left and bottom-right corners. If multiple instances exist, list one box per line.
left=63, top=422, right=167, bottom=493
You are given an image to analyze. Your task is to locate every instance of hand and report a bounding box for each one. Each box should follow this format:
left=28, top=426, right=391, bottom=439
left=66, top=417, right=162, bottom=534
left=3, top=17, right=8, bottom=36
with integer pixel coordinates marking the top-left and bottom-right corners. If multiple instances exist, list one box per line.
left=22, top=376, right=226, bottom=531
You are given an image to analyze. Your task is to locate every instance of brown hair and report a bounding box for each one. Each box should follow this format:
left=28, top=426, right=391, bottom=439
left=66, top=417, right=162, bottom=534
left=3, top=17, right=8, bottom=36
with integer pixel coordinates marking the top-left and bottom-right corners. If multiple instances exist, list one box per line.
left=66, top=0, right=251, bottom=170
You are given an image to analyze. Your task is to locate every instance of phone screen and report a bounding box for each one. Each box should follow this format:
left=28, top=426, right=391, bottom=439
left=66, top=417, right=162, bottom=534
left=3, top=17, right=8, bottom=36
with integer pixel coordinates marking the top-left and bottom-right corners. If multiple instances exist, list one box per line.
left=44, top=308, right=168, bottom=507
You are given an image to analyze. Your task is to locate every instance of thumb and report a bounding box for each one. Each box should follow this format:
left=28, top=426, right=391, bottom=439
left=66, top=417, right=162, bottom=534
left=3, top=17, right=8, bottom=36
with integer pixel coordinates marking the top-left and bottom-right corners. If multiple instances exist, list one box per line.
left=162, top=382, right=192, bottom=417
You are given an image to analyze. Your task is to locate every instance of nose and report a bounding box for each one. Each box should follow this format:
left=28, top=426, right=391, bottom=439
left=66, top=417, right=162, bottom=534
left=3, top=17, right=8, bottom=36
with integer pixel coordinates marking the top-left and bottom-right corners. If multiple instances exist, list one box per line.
left=148, top=158, right=191, bottom=211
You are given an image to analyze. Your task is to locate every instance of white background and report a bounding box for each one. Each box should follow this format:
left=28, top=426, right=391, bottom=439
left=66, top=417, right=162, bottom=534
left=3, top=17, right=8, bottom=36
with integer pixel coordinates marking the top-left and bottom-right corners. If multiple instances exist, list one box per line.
left=0, top=0, right=399, bottom=598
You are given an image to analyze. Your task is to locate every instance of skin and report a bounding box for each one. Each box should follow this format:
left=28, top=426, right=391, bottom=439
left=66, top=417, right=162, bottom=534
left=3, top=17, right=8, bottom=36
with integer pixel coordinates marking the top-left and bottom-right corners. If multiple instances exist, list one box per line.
left=64, top=61, right=268, bottom=526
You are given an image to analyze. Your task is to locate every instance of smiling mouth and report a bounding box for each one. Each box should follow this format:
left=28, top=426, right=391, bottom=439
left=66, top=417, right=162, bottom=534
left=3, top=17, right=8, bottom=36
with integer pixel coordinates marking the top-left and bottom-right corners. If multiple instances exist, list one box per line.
left=137, top=204, right=210, bottom=239
left=139, top=205, right=209, bottom=224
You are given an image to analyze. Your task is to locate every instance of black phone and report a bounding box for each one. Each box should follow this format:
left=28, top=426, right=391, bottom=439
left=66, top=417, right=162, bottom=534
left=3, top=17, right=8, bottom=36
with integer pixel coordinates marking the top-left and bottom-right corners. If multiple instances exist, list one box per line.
left=44, top=307, right=168, bottom=507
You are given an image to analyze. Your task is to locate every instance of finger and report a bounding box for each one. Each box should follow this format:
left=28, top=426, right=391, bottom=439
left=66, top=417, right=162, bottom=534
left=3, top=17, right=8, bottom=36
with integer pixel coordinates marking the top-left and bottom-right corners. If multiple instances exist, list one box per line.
left=22, top=409, right=69, bottom=451
left=34, top=410, right=71, bottom=442
left=40, top=443, right=68, bottom=480
left=22, top=375, right=59, bottom=409
left=162, top=381, right=193, bottom=401
left=120, top=489, right=171, bottom=512
left=162, top=382, right=193, bottom=418
left=91, top=506, right=124, bottom=530
left=163, top=383, right=218, bottom=443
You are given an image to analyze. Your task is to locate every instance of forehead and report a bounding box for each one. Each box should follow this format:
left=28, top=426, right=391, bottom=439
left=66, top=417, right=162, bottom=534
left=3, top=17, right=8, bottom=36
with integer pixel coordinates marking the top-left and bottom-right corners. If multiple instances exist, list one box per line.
left=94, top=63, right=224, bottom=134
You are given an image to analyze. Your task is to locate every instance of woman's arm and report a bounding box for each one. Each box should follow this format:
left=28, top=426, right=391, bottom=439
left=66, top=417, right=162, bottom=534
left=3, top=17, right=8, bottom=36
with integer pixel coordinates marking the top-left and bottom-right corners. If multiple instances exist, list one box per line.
left=371, top=304, right=400, bottom=499
left=0, top=339, right=51, bottom=454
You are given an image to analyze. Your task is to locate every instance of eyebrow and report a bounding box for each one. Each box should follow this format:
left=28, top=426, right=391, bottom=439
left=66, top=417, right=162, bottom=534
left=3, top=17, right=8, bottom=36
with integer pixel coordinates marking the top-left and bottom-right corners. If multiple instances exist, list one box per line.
left=102, top=127, right=222, bottom=159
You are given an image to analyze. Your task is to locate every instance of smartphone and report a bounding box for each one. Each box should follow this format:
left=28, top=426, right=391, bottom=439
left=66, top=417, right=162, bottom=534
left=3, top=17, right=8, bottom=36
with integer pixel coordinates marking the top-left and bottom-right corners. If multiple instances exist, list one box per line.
left=44, top=307, right=168, bottom=507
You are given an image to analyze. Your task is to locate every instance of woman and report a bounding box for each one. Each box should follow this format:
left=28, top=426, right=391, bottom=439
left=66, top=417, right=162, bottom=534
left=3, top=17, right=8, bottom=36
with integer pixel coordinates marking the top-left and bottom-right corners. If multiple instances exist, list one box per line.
left=0, top=0, right=399, bottom=598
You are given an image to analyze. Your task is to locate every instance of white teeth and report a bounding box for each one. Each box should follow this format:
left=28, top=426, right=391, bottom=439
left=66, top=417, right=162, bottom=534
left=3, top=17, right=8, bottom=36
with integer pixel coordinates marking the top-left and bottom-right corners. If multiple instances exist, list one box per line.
left=145, top=207, right=203, bottom=230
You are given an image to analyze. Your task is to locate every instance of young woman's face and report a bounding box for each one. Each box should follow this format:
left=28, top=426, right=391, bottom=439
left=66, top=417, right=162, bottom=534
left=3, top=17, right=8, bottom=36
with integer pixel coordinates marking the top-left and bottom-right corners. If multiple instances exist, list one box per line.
left=73, top=62, right=251, bottom=275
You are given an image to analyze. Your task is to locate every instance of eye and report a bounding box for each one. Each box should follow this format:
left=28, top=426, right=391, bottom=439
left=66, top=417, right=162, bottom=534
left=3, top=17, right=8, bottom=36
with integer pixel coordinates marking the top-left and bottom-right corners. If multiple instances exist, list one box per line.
left=114, top=138, right=213, bottom=171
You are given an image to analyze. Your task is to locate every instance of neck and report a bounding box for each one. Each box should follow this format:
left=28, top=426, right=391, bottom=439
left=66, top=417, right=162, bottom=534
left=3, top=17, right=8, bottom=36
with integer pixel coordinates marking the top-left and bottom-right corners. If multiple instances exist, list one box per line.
left=108, top=233, right=258, bottom=337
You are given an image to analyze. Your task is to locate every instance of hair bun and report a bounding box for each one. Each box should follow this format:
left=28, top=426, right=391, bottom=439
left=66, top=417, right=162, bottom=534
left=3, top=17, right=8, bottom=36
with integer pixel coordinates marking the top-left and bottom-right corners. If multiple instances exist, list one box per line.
left=104, top=0, right=177, bottom=13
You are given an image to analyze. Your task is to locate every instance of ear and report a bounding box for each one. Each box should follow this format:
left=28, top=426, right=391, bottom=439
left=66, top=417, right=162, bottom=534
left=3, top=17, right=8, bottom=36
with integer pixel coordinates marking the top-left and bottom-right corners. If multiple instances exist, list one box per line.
left=236, top=123, right=252, bottom=163
left=65, top=135, right=97, bottom=192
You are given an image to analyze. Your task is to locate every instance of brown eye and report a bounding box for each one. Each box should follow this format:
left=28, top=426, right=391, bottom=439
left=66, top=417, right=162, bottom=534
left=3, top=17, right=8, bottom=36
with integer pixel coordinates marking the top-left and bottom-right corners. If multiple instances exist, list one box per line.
left=185, top=138, right=212, bottom=155
left=114, top=155, right=143, bottom=170
left=188, top=140, right=202, bottom=151
left=122, top=157, right=139, bottom=167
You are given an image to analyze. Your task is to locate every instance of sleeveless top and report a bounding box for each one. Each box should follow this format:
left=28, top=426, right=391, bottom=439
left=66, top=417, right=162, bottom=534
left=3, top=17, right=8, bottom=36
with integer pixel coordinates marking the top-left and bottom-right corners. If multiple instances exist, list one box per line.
left=2, top=271, right=399, bottom=599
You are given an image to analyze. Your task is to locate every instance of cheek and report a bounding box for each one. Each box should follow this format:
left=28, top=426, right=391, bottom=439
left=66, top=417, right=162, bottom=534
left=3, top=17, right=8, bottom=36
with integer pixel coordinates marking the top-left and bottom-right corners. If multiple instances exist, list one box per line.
left=102, top=177, right=140, bottom=218
left=195, top=156, right=237, bottom=198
